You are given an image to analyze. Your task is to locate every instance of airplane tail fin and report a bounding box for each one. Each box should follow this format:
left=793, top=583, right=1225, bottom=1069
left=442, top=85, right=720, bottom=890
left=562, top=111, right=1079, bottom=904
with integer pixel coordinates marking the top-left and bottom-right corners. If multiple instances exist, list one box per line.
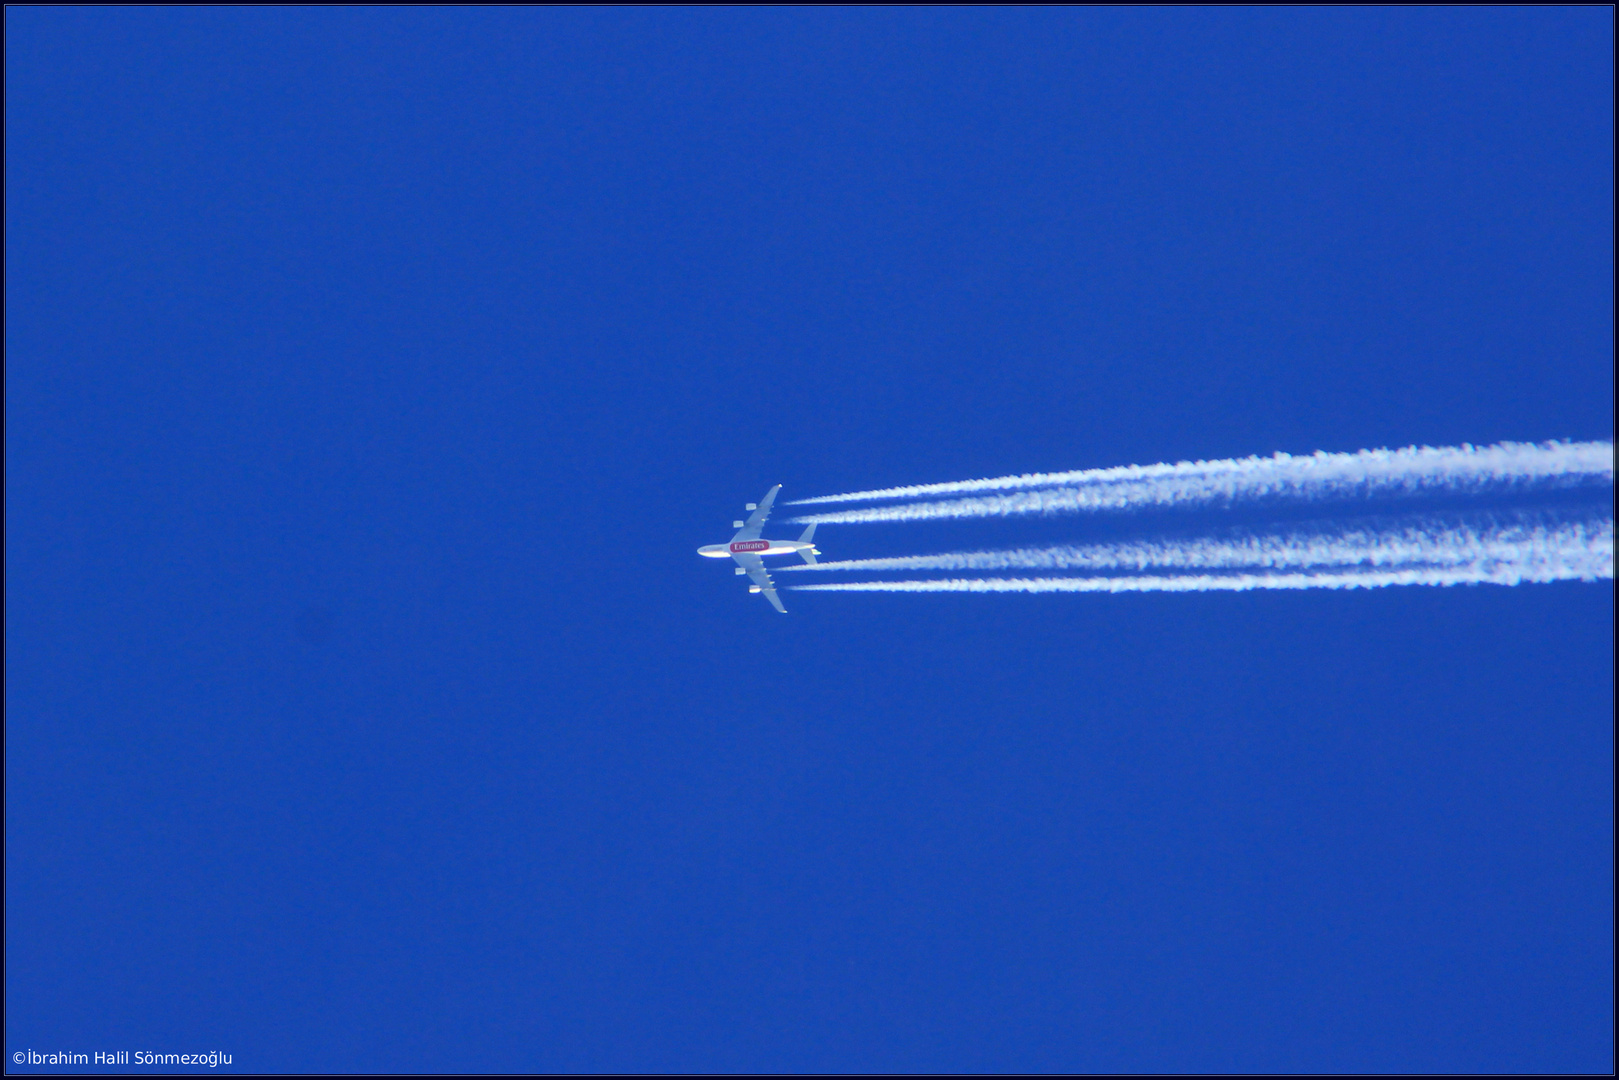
left=798, top=523, right=818, bottom=564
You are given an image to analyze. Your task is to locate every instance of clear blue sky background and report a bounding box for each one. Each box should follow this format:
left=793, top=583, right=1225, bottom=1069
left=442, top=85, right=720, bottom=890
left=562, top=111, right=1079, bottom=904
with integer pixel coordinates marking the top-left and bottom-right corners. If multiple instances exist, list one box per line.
left=6, top=8, right=1613, bottom=1073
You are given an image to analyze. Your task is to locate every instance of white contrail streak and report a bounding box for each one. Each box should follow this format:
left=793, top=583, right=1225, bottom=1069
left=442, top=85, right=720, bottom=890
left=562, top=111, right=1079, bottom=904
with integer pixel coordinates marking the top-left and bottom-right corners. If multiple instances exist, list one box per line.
left=786, top=514, right=1612, bottom=594
left=781, top=514, right=1612, bottom=576
left=788, top=440, right=1614, bottom=524
left=790, top=561, right=1611, bottom=595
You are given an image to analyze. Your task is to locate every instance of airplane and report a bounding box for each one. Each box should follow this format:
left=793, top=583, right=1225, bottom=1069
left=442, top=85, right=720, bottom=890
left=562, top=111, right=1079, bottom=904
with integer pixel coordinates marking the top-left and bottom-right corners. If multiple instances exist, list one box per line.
left=697, top=484, right=819, bottom=613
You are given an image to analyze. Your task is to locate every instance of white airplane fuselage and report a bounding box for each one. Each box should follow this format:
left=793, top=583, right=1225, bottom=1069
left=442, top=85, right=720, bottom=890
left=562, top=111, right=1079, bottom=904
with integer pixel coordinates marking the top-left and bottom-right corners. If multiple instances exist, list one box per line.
left=703, top=485, right=816, bottom=612
left=697, top=540, right=814, bottom=559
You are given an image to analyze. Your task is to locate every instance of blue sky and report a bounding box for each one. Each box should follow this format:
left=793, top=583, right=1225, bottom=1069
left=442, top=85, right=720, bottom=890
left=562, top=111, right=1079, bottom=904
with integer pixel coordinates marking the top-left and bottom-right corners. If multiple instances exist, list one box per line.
left=6, top=8, right=1612, bottom=1073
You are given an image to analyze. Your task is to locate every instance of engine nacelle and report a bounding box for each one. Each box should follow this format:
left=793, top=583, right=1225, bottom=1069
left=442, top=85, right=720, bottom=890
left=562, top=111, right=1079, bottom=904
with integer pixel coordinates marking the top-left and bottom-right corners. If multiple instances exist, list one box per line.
left=745, top=503, right=757, bottom=511
left=735, top=567, right=746, bottom=575
left=733, top=520, right=745, bottom=528
left=748, top=585, right=762, bottom=593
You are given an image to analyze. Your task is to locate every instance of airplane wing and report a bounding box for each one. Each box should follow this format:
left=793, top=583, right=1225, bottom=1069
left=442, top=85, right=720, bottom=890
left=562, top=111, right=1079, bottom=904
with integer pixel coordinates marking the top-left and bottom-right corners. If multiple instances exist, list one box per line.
left=731, top=551, right=787, bottom=613
left=731, top=484, right=782, bottom=541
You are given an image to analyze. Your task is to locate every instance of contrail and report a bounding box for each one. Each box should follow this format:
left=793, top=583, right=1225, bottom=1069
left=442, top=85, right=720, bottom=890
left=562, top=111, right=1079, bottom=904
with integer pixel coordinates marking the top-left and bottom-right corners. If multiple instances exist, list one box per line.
left=789, top=561, right=1611, bottom=595
left=786, top=513, right=1612, bottom=594
left=788, top=440, right=1613, bottom=524
left=781, top=512, right=1612, bottom=577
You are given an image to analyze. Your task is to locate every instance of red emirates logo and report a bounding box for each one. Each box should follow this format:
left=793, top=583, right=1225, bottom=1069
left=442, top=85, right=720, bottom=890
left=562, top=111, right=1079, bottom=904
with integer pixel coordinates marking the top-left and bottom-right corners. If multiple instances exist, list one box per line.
left=731, top=540, right=770, bottom=552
